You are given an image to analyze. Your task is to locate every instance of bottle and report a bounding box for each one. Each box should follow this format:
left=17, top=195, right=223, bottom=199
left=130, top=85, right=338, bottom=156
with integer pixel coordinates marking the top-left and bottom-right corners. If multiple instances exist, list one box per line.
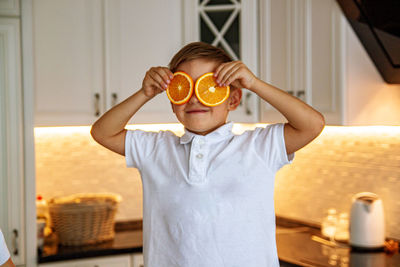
left=321, top=208, right=338, bottom=239
left=36, top=195, right=48, bottom=220
left=36, top=195, right=48, bottom=254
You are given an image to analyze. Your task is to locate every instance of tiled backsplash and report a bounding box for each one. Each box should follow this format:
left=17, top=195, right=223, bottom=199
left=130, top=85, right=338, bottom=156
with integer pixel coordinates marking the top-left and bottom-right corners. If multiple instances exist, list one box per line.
left=274, top=126, right=400, bottom=239
left=35, top=124, right=400, bottom=239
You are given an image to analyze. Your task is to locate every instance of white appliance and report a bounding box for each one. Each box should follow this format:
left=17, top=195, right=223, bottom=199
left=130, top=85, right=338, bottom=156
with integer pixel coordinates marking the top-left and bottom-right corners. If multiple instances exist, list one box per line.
left=349, top=192, right=385, bottom=249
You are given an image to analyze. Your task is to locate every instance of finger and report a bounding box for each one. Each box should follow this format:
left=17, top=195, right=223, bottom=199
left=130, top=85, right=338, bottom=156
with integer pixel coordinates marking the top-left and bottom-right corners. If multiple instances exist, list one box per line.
left=220, top=64, right=242, bottom=86
left=148, top=68, right=169, bottom=90
left=143, top=78, right=163, bottom=94
left=158, top=67, right=174, bottom=85
left=216, top=62, right=241, bottom=86
left=144, top=71, right=165, bottom=92
left=225, top=70, right=243, bottom=88
left=214, top=62, right=229, bottom=78
left=214, top=62, right=234, bottom=82
left=215, top=61, right=240, bottom=86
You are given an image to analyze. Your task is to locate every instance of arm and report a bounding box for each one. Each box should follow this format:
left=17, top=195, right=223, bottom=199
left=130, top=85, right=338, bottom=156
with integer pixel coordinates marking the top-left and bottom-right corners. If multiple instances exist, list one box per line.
left=91, top=67, right=173, bottom=155
left=214, top=61, right=325, bottom=155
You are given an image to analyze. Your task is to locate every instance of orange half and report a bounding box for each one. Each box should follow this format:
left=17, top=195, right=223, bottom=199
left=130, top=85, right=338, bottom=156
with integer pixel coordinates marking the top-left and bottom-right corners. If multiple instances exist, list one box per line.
left=166, top=71, right=194, bottom=105
left=195, top=72, right=230, bottom=107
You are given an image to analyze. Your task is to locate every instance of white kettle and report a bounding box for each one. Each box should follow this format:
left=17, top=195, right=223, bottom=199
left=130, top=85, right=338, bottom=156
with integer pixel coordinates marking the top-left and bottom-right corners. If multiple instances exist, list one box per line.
left=349, top=192, right=385, bottom=249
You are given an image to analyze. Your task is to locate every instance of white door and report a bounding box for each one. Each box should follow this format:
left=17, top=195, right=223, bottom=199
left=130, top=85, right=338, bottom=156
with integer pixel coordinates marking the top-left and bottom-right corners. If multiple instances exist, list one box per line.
left=0, top=17, right=25, bottom=265
left=33, top=0, right=104, bottom=126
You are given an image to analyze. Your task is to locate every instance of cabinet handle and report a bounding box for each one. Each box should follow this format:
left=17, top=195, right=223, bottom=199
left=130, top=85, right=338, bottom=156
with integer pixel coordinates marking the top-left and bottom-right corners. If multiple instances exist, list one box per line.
left=296, top=90, right=305, bottom=101
left=94, top=93, right=100, bottom=117
left=287, top=90, right=294, bottom=95
left=111, top=93, right=118, bottom=107
left=12, top=229, right=18, bottom=255
left=244, top=92, right=252, bottom=116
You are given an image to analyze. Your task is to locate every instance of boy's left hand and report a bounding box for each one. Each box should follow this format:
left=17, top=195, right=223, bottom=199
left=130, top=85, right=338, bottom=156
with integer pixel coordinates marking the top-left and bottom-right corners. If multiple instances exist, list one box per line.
left=214, top=61, right=257, bottom=90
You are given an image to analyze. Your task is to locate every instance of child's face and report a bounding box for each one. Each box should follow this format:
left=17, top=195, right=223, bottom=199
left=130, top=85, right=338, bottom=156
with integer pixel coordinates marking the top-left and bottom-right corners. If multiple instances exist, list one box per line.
left=171, top=58, right=241, bottom=135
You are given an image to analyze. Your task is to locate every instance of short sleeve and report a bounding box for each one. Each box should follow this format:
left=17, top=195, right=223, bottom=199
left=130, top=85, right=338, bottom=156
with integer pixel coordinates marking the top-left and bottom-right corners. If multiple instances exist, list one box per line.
left=251, top=123, right=294, bottom=172
left=0, top=229, right=10, bottom=265
left=125, top=130, right=175, bottom=169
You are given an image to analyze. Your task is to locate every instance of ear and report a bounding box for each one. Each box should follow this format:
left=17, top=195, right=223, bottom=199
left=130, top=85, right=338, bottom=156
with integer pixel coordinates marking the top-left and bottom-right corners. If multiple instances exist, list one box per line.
left=228, top=88, right=242, bottom=111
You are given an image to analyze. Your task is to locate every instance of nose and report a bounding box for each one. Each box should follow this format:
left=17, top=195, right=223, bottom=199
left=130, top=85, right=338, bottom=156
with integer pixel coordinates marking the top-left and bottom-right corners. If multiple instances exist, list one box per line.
left=188, top=92, right=200, bottom=104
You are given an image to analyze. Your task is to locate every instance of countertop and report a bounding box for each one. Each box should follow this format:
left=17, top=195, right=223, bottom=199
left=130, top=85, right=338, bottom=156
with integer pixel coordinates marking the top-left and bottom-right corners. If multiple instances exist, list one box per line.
left=39, top=218, right=400, bottom=266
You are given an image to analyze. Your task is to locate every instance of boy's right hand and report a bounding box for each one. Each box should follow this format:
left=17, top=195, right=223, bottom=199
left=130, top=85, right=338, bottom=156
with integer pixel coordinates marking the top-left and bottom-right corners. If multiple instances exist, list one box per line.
left=141, top=66, right=174, bottom=98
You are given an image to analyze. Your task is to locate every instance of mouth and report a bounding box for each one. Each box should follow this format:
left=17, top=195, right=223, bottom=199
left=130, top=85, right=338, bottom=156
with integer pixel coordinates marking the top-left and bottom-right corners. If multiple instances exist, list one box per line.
left=185, top=109, right=209, bottom=114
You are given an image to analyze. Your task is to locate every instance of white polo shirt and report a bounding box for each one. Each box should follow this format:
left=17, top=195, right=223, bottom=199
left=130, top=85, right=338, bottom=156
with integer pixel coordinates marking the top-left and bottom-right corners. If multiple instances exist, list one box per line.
left=125, top=122, right=293, bottom=267
left=0, top=229, right=10, bottom=265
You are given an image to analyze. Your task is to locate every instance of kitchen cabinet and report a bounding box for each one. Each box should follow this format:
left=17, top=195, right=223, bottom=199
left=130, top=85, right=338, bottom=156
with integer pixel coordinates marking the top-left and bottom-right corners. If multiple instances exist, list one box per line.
left=0, top=17, right=25, bottom=266
left=33, top=0, right=182, bottom=126
left=131, top=253, right=143, bottom=267
left=34, top=0, right=259, bottom=126
left=260, top=0, right=343, bottom=125
left=33, top=0, right=104, bottom=126
left=105, top=0, right=182, bottom=124
left=0, top=0, right=19, bottom=16
left=183, top=0, right=259, bottom=123
left=39, top=254, right=132, bottom=267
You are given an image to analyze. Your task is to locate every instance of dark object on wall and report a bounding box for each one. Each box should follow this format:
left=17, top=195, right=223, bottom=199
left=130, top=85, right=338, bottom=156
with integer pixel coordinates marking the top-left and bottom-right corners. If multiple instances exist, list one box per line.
left=336, top=0, right=400, bottom=84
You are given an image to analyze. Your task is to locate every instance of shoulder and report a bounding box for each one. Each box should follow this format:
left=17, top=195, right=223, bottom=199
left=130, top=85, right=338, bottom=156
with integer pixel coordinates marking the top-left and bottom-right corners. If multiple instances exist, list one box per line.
left=238, top=123, right=285, bottom=140
left=126, top=129, right=178, bottom=141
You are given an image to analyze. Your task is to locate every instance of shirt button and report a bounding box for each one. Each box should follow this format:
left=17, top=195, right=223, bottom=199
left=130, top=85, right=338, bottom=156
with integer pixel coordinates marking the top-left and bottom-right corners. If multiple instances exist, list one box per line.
left=198, top=139, right=205, bottom=145
left=196, top=153, right=203, bottom=159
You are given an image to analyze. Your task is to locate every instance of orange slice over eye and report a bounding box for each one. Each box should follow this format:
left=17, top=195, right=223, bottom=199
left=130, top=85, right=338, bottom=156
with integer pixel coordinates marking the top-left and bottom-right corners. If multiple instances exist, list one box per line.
left=195, top=72, right=230, bottom=107
left=166, top=71, right=194, bottom=105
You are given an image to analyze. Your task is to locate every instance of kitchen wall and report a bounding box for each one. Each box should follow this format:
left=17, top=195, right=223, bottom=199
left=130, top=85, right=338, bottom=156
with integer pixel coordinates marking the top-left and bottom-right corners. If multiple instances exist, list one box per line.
left=274, top=125, right=400, bottom=239
left=35, top=19, right=400, bottom=240
left=344, top=20, right=400, bottom=125
left=35, top=124, right=400, bottom=239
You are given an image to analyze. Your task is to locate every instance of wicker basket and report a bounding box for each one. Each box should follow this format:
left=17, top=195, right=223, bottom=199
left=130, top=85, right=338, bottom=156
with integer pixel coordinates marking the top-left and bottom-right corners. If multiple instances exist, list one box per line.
left=48, top=193, right=122, bottom=246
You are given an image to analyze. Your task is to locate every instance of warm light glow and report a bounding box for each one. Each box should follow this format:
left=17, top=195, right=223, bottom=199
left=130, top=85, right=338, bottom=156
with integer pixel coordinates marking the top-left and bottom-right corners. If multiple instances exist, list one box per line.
left=34, top=125, right=92, bottom=136
left=34, top=124, right=186, bottom=136
left=321, top=125, right=400, bottom=136
left=34, top=124, right=400, bottom=137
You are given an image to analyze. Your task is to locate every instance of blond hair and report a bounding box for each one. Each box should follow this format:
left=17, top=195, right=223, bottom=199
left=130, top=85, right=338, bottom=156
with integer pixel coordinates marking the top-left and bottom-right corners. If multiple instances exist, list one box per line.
left=169, top=42, right=233, bottom=72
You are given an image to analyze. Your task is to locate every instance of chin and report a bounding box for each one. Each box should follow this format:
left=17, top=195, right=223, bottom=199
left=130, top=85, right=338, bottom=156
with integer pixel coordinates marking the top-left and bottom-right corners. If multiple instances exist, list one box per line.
left=184, top=123, right=210, bottom=134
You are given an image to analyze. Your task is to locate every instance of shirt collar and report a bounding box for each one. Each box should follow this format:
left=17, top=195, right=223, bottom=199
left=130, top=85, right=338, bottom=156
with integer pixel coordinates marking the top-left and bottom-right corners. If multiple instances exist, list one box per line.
left=180, top=122, right=234, bottom=144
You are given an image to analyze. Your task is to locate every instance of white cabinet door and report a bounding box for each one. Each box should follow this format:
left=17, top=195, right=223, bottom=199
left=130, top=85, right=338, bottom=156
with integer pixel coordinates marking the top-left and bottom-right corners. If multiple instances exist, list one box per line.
left=39, top=254, right=132, bottom=267
left=34, top=0, right=184, bottom=126
left=131, top=253, right=144, bottom=267
left=260, top=0, right=343, bottom=125
left=0, top=0, right=19, bottom=16
left=183, top=0, right=259, bottom=123
left=77, top=254, right=131, bottom=267
left=105, top=0, right=183, bottom=124
left=33, top=0, right=104, bottom=126
left=39, top=261, right=74, bottom=267
left=0, top=18, right=25, bottom=265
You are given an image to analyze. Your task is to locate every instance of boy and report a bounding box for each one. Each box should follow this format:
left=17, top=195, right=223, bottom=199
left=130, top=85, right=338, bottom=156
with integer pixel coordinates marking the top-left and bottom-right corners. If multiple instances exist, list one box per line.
left=91, top=42, right=324, bottom=266
left=0, top=229, right=15, bottom=267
